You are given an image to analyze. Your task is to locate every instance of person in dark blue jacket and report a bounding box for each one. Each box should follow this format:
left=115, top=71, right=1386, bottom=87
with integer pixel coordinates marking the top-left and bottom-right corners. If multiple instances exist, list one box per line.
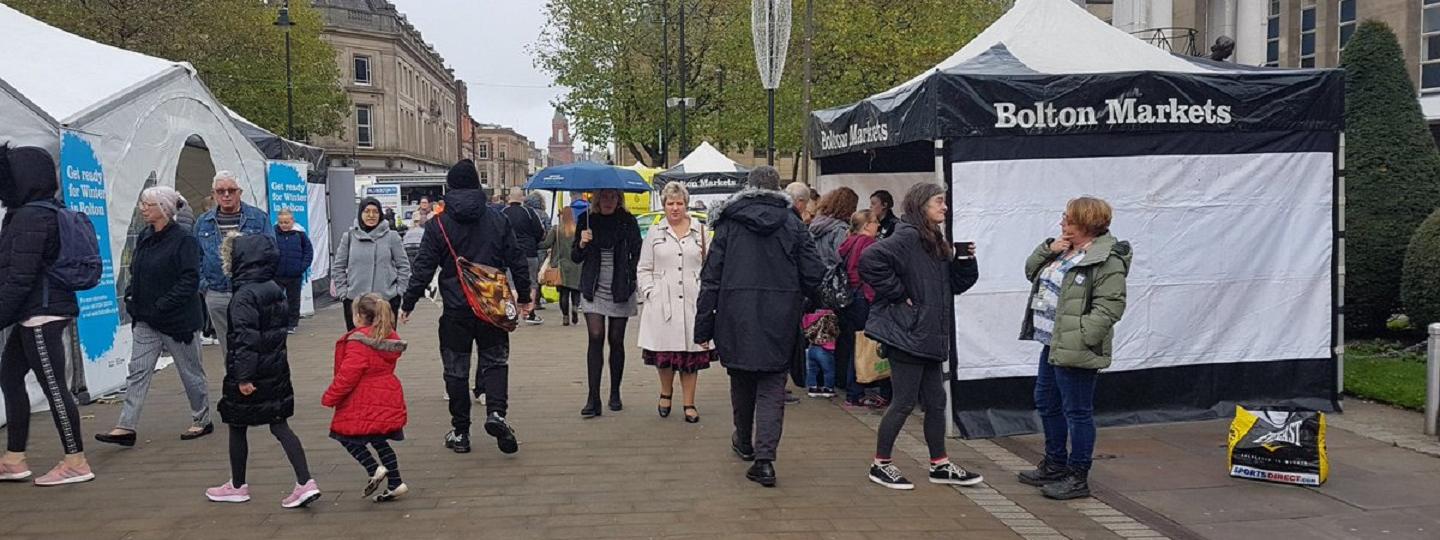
left=274, top=209, right=313, bottom=334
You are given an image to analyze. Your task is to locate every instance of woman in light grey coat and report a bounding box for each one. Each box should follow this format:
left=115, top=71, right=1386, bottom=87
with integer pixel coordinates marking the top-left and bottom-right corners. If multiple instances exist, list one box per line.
left=332, top=197, right=410, bottom=330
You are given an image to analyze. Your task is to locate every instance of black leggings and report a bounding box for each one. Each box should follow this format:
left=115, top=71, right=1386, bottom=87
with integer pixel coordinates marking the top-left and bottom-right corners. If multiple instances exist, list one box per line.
left=584, top=314, right=627, bottom=400
left=339, top=440, right=402, bottom=489
left=558, top=287, right=579, bottom=320
left=229, top=421, right=311, bottom=486
left=875, top=351, right=948, bottom=461
left=1, top=321, right=83, bottom=455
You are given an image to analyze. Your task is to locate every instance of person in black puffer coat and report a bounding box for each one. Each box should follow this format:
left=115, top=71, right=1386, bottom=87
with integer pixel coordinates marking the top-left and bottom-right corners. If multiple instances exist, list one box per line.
left=0, top=145, right=93, bottom=486
left=210, top=234, right=320, bottom=506
left=695, top=166, right=825, bottom=488
left=858, top=182, right=983, bottom=492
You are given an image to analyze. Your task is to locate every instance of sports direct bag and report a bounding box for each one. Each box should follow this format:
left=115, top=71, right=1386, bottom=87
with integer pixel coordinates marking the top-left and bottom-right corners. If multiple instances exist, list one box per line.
left=1227, top=405, right=1329, bottom=486
left=25, top=199, right=102, bottom=293
left=436, top=217, right=519, bottom=332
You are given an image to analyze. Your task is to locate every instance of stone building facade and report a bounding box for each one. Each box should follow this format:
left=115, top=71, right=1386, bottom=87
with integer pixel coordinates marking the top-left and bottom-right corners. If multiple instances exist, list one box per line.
left=311, top=0, right=462, bottom=174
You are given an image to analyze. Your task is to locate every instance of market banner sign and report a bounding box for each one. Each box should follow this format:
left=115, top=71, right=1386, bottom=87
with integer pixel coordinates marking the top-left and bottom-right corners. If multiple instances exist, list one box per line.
left=267, top=160, right=315, bottom=316
left=59, top=129, right=127, bottom=396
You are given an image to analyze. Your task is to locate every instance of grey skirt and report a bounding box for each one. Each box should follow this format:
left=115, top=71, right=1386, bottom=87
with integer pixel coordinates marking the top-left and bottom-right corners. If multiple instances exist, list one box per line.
left=581, top=248, right=637, bottom=318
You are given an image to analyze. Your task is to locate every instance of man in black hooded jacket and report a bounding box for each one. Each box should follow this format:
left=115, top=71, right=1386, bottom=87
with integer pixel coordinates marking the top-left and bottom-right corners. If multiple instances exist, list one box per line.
left=696, top=165, right=825, bottom=488
left=401, top=159, right=531, bottom=455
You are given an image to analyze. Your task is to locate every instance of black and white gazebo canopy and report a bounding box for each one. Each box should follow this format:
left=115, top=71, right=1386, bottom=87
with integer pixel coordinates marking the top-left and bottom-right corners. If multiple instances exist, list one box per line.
left=808, top=0, right=1342, bottom=166
left=655, top=141, right=751, bottom=195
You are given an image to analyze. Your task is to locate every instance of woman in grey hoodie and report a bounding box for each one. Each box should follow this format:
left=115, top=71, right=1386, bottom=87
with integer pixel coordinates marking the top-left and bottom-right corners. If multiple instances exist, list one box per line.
left=332, top=197, right=411, bottom=330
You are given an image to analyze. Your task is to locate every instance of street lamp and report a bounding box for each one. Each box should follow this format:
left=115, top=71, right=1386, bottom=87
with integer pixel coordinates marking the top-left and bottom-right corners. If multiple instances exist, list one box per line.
left=275, top=0, right=296, bottom=141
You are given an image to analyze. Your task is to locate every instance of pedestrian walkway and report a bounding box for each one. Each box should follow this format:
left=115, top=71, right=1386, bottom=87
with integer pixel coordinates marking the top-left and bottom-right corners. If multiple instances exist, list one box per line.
left=4, top=300, right=1436, bottom=539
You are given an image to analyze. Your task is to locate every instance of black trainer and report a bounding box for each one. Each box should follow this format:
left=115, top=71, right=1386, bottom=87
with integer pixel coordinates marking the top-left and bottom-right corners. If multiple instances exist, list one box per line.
left=444, top=430, right=471, bottom=454
left=930, top=461, right=984, bottom=486
left=1041, top=472, right=1091, bottom=500
left=868, top=462, right=915, bottom=490
left=731, top=432, right=756, bottom=462
left=484, top=412, right=519, bottom=454
left=746, top=460, right=777, bottom=487
left=1018, top=458, right=1069, bottom=487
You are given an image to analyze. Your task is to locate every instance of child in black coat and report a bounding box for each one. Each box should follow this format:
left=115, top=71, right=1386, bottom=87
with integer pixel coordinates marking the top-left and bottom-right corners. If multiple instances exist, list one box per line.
left=206, top=234, right=322, bottom=508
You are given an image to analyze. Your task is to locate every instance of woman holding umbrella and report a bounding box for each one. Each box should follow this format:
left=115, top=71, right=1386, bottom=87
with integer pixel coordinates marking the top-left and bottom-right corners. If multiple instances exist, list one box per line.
left=571, top=189, right=641, bottom=418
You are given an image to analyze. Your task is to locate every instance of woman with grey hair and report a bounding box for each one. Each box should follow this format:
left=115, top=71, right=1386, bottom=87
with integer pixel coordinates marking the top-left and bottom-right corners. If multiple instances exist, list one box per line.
left=96, top=186, right=213, bottom=446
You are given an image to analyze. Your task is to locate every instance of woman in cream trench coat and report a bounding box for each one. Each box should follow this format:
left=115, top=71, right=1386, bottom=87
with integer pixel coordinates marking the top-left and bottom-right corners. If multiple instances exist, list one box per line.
left=638, top=182, right=713, bottom=423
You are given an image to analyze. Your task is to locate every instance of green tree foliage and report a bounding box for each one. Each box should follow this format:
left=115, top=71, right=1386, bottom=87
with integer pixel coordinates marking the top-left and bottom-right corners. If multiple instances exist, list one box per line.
left=1340, top=20, right=1440, bottom=334
left=1402, top=209, right=1440, bottom=329
left=8, top=0, right=348, bottom=140
left=534, top=0, right=1004, bottom=166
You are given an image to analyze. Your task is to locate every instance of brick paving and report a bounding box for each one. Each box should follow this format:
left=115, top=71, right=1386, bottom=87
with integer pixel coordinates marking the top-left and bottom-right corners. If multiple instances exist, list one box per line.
left=0, top=302, right=1037, bottom=539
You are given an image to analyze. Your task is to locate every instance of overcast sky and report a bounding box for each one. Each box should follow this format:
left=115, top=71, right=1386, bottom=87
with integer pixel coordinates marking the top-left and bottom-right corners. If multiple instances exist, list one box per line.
left=388, top=0, right=565, bottom=150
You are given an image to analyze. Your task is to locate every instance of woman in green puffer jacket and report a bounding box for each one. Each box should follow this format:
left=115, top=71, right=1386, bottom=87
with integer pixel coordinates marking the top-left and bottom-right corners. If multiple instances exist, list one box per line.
left=1016, top=197, right=1131, bottom=502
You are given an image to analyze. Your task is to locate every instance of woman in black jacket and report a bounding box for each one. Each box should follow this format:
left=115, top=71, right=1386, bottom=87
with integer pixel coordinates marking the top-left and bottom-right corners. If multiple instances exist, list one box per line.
left=96, top=186, right=212, bottom=447
left=858, top=182, right=983, bottom=491
left=207, top=234, right=321, bottom=508
left=571, top=189, right=641, bottom=418
left=0, top=146, right=93, bottom=486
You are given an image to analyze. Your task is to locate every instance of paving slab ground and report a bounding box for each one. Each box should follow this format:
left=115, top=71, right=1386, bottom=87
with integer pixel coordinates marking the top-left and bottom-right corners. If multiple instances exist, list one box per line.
left=998, top=400, right=1440, bottom=540
left=4, top=299, right=1436, bottom=539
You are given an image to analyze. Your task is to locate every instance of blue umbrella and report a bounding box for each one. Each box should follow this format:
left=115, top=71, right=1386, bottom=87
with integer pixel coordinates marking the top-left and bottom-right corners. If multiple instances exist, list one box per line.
left=525, top=161, right=652, bottom=193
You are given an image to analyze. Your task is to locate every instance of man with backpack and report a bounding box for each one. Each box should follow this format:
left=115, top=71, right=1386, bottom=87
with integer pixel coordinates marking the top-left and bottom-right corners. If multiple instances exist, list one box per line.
left=0, top=145, right=98, bottom=486
left=504, top=191, right=546, bottom=325
left=195, top=171, right=272, bottom=357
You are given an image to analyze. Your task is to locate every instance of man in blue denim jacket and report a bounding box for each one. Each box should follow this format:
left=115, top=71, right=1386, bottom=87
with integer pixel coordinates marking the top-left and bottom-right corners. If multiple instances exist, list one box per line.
left=195, top=171, right=272, bottom=356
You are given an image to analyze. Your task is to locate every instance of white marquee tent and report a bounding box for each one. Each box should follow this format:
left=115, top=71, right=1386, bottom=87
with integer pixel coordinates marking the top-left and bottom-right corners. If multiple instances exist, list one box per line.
left=0, top=4, right=268, bottom=423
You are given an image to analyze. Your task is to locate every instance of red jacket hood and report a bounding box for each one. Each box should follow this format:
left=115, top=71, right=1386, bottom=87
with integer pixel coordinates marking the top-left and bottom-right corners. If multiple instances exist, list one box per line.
left=339, top=327, right=406, bottom=364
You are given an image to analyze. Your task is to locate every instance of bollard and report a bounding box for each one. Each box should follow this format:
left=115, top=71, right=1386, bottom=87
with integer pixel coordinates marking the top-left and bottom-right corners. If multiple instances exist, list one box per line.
left=1428, top=324, right=1440, bottom=436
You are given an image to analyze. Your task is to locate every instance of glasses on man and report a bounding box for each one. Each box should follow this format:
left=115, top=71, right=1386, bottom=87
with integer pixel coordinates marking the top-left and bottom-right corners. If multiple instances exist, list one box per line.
left=214, top=188, right=241, bottom=195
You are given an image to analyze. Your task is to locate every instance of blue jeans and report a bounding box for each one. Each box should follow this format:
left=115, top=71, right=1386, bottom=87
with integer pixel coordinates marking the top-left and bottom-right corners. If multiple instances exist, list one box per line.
left=805, top=346, right=835, bottom=388
left=1034, top=347, right=1100, bottom=473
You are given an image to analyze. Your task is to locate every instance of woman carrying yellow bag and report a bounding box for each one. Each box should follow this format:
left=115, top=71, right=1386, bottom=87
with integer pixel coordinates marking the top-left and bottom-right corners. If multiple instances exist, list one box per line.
left=540, top=204, right=583, bottom=326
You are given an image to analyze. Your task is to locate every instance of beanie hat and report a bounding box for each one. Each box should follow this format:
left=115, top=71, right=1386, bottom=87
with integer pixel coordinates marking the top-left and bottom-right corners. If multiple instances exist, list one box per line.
left=447, top=159, right=480, bottom=190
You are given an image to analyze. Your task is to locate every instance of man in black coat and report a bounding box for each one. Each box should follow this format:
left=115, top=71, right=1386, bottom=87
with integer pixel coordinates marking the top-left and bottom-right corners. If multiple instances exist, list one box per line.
left=503, top=191, right=545, bottom=325
left=402, top=159, right=531, bottom=456
left=696, top=166, right=825, bottom=488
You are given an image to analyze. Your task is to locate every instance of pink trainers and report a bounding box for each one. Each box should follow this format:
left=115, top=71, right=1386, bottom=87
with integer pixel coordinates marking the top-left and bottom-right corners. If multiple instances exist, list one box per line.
left=0, top=461, right=31, bottom=481
left=281, top=479, right=321, bottom=508
left=205, top=481, right=251, bottom=503
left=33, top=461, right=94, bottom=486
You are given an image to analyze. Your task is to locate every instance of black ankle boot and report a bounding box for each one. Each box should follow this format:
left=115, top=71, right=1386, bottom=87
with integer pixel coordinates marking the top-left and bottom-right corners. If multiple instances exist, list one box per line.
left=581, top=395, right=602, bottom=418
left=746, top=460, right=777, bottom=487
left=1018, top=458, right=1069, bottom=487
left=608, top=392, right=623, bottom=411
left=1041, top=471, right=1091, bottom=500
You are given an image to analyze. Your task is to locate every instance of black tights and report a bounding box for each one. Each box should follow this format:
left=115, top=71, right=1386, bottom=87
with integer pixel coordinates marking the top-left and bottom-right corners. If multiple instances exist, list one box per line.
left=585, top=314, right=627, bottom=400
left=229, top=421, right=311, bottom=487
left=339, top=440, right=402, bottom=489
left=558, top=287, right=579, bottom=320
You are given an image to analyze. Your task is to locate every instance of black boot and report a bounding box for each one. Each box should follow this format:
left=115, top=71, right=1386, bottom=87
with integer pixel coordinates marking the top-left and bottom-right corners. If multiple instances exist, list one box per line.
left=1017, top=458, right=1069, bottom=487
left=608, top=390, right=623, bottom=411
left=731, top=432, right=755, bottom=461
left=1041, top=470, right=1091, bottom=500
left=746, top=460, right=777, bottom=487
left=581, top=395, right=602, bottom=418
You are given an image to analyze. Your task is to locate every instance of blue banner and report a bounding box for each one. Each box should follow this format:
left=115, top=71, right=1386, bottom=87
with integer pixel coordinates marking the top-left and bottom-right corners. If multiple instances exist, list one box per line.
left=267, top=161, right=309, bottom=230
left=59, top=130, right=121, bottom=368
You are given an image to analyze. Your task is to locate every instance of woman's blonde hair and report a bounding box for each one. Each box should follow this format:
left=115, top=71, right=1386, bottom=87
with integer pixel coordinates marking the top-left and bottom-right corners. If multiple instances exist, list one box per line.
left=558, top=203, right=577, bottom=236
left=849, top=209, right=874, bottom=234
left=1066, top=197, right=1113, bottom=237
left=660, top=182, right=690, bottom=206
left=354, top=293, right=396, bottom=338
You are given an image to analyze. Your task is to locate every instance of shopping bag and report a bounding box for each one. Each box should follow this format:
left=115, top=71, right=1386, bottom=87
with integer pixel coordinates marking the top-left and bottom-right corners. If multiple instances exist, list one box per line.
left=854, top=332, right=891, bottom=383
left=541, top=285, right=560, bottom=304
left=1227, top=405, right=1329, bottom=486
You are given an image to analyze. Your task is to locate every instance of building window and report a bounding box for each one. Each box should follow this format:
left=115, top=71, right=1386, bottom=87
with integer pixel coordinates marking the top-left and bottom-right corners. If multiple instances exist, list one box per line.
left=356, top=105, right=374, bottom=148
left=354, top=55, right=372, bottom=85
left=1425, top=0, right=1440, bottom=91
left=478, top=142, right=490, bottom=160
left=1338, top=0, right=1356, bottom=52
left=1300, top=2, right=1317, bottom=68
left=500, top=143, right=508, bottom=160
left=479, top=171, right=490, bottom=185
left=1266, top=0, right=1281, bottom=67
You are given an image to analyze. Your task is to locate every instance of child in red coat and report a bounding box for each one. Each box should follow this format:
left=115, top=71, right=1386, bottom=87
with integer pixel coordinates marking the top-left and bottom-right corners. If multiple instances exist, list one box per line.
left=322, top=293, right=409, bottom=502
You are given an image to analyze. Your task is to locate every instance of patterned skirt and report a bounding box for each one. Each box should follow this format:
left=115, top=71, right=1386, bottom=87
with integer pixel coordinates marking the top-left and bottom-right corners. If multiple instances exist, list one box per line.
left=643, top=350, right=715, bottom=373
